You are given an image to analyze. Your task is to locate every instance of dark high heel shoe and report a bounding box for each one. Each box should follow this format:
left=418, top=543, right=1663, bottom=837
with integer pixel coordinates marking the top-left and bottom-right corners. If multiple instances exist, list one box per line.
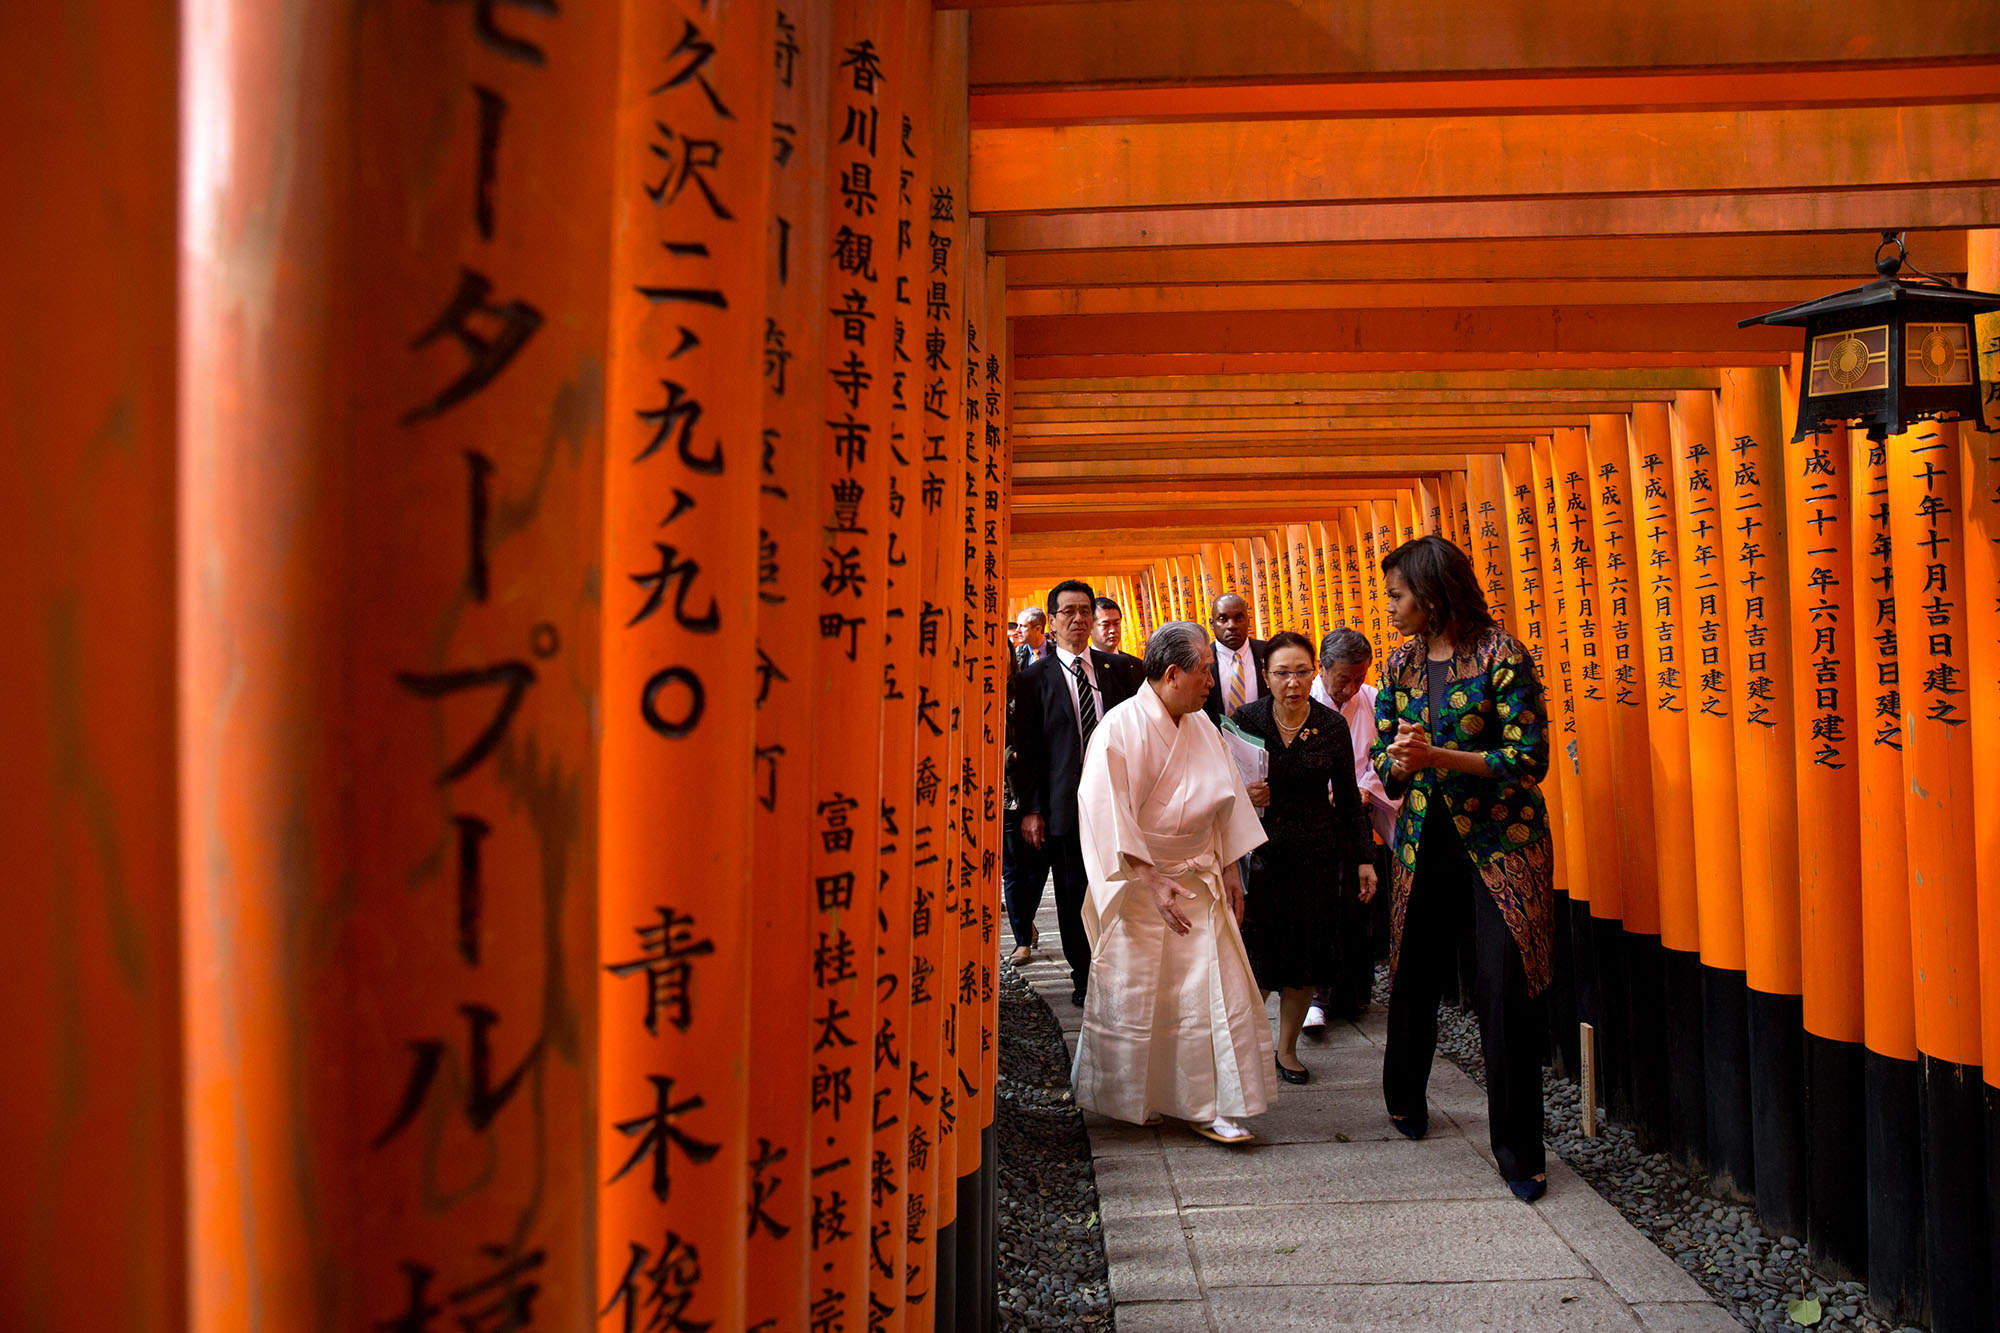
left=1507, top=1176, right=1548, bottom=1202
left=1389, top=1113, right=1427, bottom=1140
left=1275, top=1055, right=1310, bottom=1085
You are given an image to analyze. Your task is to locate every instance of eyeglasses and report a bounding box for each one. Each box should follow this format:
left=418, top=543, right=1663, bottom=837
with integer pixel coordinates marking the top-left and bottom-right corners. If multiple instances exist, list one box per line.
left=1268, top=668, right=1315, bottom=681
left=1052, top=605, right=1092, bottom=619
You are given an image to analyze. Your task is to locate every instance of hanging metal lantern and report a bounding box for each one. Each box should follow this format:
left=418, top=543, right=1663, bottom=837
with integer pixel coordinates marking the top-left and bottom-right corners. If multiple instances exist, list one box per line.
left=1739, top=231, right=2000, bottom=441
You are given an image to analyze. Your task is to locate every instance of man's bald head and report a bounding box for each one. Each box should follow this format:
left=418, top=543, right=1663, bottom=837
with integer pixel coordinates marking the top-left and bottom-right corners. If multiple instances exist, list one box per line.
left=1211, top=593, right=1252, bottom=650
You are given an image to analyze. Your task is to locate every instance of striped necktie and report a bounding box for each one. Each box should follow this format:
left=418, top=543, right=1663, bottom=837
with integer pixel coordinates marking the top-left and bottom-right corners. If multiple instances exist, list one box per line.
left=1225, top=647, right=1246, bottom=712
left=1072, top=656, right=1097, bottom=750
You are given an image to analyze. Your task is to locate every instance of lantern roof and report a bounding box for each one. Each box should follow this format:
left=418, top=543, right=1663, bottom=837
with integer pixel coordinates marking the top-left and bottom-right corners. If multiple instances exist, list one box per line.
left=1739, top=273, right=2000, bottom=329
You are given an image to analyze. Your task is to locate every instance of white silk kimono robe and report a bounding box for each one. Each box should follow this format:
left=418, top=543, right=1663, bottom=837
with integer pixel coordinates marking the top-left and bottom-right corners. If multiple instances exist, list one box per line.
left=1071, top=681, right=1276, bottom=1125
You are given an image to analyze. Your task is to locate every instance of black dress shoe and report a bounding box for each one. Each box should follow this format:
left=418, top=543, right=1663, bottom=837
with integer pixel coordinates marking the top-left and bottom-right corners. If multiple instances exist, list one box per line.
left=1508, top=1177, right=1548, bottom=1202
left=1275, top=1056, right=1310, bottom=1085
left=1070, top=988, right=1086, bottom=1007
left=1389, top=1114, right=1427, bottom=1140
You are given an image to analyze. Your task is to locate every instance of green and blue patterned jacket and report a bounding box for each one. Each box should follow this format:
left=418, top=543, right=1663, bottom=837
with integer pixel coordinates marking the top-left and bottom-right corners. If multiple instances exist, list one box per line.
left=1369, top=625, right=1557, bottom=995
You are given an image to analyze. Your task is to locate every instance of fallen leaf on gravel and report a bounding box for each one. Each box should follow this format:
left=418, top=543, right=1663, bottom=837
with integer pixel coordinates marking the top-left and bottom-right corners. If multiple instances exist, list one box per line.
left=1786, top=1297, right=1822, bottom=1325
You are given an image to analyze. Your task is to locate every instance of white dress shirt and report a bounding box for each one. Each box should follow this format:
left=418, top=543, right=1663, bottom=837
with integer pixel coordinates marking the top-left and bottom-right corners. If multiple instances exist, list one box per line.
left=1312, top=676, right=1401, bottom=847
left=1054, top=643, right=1103, bottom=747
left=1213, top=639, right=1260, bottom=706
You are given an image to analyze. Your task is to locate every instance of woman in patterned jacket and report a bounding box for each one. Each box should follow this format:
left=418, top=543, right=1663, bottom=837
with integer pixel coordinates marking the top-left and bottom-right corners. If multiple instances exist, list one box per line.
left=1369, top=535, right=1556, bottom=1201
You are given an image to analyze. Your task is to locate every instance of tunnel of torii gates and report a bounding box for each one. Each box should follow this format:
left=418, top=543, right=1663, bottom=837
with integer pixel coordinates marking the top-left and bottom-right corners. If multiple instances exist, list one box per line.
left=7, top=0, right=2000, bottom=1330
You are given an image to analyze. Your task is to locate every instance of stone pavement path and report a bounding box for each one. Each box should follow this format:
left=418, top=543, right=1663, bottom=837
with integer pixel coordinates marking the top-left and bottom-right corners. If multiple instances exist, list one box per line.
left=1009, top=899, right=1739, bottom=1332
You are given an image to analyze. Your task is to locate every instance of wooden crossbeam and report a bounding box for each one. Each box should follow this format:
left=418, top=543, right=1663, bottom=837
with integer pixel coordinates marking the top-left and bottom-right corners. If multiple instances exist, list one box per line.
left=1002, top=234, right=1953, bottom=287
left=1015, top=413, right=1592, bottom=436
left=984, top=186, right=2000, bottom=252
left=1016, top=453, right=1486, bottom=479
left=1017, top=389, right=1675, bottom=407
left=963, top=0, right=2000, bottom=85
left=1016, top=370, right=1725, bottom=392
left=970, top=64, right=2000, bottom=124
left=1007, top=279, right=1847, bottom=316
left=1014, top=400, right=1618, bottom=421
left=1015, top=440, right=1513, bottom=463
left=1012, top=305, right=1798, bottom=357
left=971, top=104, right=2000, bottom=214
left=1014, top=351, right=1790, bottom=378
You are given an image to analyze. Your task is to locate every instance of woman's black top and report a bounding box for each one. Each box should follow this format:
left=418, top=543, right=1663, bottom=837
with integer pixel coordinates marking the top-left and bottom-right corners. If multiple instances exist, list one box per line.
left=1228, top=696, right=1374, bottom=988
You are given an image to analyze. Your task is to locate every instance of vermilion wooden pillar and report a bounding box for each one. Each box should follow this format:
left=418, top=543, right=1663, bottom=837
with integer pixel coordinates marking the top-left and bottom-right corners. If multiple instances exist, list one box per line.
left=869, top=7, right=936, bottom=1322
left=600, top=0, right=772, bottom=1324
left=1588, top=413, right=1668, bottom=1151
left=1847, top=423, right=1926, bottom=1321
left=1339, top=509, right=1369, bottom=634
left=1716, top=366, right=1807, bottom=1237
left=1550, top=426, right=1631, bottom=1120
left=1887, top=421, right=1990, bottom=1333
left=1465, top=456, right=1515, bottom=628
left=1532, top=434, right=1598, bottom=1073
left=184, top=0, right=617, bottom=1325
left=1501, top=439, right=1578, bottom=1073
left=2, top=3, right=184, bottom=1327
left=1782, top=414, right=1866, bottom=1277
left=751, top=2, right=834, bottom=1325
left=1361, top=504, right=1390, bottom=661
left=1965, top=229, right=2000, bottom=1321
left=802, top=1, right=903, bottom=1322
left=910, top=11, right=969, bottom=1319
left=1628, top=401, right=1708, bottom=1170
left=1669, top=389, right=1754, bottom=1199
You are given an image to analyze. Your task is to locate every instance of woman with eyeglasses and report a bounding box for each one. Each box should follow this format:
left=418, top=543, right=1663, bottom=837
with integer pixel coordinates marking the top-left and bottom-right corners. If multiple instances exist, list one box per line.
left=1231, top=630, right=1377, bottom=1084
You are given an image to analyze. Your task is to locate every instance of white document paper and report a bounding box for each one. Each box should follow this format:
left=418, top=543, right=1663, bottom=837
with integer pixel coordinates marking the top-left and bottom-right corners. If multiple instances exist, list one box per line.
left=1216, top=716, right=1268, bottom=793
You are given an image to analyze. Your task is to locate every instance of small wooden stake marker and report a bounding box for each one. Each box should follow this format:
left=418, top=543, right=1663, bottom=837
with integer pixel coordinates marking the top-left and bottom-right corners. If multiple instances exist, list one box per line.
left=1580, top=1021, right=1600, bottom=1138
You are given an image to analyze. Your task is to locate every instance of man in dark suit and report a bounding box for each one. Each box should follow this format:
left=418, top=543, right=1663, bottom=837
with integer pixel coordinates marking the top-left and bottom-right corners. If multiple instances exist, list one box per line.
left=1203, top=592, right=1272, bottom=722
left=1012, top=579, right=1144, bottom=1004
left=1090, top=595, right=1142, bottom=666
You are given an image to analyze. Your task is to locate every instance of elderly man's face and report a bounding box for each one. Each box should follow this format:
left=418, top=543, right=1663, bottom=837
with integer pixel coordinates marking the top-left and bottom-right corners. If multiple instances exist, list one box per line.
left=1155, top=657, right=1215, bottom=718
left=1017, top=611, right=1044, bottom=648
left=1319, top=658, right=1370, bottom=709
left=1211, top=596, right=1252, bottom=651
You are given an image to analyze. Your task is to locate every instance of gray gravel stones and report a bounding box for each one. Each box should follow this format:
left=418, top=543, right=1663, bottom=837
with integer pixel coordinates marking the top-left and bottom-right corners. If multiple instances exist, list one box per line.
left=996, top=956, right=1113, bottom=1331
left=1384, top=967, right=1925, bottom=1333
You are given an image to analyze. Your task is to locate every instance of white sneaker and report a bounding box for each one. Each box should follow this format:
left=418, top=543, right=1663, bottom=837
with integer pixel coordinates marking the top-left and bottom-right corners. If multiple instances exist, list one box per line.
left=1302, top=1004, right=1327, bottom=1030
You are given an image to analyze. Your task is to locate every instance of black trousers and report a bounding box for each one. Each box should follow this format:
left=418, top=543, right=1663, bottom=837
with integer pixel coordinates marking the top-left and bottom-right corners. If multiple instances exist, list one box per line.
left=1001, top=810, right=1051, bottom=948
left=1042, top=829, right=1092, bottom=995
left=1383, top=818, right=1548, bottom=1183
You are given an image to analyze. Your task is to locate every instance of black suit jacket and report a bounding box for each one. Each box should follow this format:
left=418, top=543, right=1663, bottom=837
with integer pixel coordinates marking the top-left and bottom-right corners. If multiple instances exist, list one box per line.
left=1011, top=647, right=1144, bottom=839
left=1202, top=637, right=1272, bottom=722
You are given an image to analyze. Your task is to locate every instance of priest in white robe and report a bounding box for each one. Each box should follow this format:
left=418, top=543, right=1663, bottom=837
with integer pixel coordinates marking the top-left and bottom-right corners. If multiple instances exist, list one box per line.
left=1072, top=620, right=1276, bottom=1143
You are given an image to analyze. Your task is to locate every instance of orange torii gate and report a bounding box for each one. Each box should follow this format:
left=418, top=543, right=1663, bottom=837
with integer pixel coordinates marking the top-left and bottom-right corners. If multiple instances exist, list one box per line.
left=11, top=4, right=2000, bottom=1331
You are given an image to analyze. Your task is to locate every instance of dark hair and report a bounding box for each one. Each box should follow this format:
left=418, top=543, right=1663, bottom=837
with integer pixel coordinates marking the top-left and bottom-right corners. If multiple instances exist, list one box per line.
left=1381, top=535, right=1493, bottom=644
left=1046, top=579, right=1095, bottom=614
left=1092, top=596, right=1121, bottom=615
left=1319, top=627, right=1372, bottom=668
left=1265, top=630, right=1316, bottom=665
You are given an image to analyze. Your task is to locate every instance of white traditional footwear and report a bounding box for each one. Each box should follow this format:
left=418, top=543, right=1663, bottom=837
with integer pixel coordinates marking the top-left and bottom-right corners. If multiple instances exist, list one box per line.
left=1192, top=1115, right=1255, bottom=1144
left=1301, top=1004, right=1327, bottom=1030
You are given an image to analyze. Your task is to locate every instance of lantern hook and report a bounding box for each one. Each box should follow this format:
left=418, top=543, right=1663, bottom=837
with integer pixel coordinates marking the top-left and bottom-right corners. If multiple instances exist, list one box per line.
left=1873, top=231, right=1905, bottom=277
left=1877, top=229, right=1959, bottom=288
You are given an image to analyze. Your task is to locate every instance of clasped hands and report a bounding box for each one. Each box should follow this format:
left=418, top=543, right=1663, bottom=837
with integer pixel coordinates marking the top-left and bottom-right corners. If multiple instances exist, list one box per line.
left=1135, top=858, right=1243, bottom=936
left=1384, top=720, right=1439, bottom=781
